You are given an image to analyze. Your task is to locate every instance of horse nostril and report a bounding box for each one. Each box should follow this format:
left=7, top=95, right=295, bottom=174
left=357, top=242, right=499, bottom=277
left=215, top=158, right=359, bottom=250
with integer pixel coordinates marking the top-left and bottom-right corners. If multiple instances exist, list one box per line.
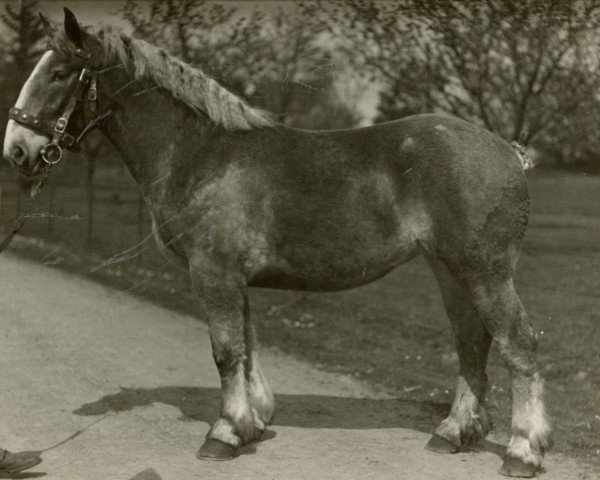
left=10, top=146, right=27, bottom=165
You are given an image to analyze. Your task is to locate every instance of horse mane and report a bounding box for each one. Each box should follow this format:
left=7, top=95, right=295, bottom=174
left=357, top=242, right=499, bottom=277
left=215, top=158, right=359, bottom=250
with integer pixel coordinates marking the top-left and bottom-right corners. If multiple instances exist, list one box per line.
left=52, top=26, right=275, bottom=131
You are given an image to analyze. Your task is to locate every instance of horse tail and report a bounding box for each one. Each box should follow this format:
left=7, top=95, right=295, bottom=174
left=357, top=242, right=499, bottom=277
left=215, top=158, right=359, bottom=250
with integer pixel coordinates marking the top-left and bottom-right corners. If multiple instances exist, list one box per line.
left=510, top=141, right=535, bottom=171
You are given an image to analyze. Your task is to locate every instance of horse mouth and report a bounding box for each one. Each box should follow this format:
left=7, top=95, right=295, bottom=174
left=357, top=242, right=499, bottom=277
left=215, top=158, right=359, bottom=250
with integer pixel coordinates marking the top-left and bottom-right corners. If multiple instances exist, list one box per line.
left=16, top=157, right=44, bottom=177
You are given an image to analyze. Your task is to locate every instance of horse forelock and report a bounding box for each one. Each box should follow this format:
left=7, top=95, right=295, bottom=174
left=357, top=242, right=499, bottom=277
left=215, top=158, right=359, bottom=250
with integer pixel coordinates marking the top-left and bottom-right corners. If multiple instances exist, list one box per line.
left=49, top=26, right=274, bottom=131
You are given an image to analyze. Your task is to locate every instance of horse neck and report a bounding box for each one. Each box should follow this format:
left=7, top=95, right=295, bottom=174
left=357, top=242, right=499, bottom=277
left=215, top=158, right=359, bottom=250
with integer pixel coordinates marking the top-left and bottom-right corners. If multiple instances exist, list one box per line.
left=97, top=71, right=214, bottom=193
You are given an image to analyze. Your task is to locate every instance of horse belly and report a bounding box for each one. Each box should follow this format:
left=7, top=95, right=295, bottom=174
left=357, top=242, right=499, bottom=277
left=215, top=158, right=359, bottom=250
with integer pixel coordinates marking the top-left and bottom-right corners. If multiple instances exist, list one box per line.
left=251, top=196, right=431, bottom=291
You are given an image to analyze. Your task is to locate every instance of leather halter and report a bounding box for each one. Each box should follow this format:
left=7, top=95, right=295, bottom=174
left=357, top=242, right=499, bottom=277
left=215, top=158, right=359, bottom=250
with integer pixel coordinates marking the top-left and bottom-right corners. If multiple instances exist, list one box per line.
left=7, top=47, right=101, bottom=165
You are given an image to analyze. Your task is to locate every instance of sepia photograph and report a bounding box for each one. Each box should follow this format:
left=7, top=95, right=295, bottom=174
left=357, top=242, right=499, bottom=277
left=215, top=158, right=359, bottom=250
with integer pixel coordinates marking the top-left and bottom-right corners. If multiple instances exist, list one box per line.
left=0, top=0, right=598, bottom=478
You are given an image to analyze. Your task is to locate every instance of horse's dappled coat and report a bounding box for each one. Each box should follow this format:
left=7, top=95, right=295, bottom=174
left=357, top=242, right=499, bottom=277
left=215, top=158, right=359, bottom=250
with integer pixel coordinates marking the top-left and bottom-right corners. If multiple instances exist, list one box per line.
left=2, top=10, right=549, bottom=478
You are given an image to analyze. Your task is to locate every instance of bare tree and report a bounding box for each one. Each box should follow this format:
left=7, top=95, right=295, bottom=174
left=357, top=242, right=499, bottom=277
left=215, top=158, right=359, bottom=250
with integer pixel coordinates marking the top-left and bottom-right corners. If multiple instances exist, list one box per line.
left=0, top=0, right=46, bottom=76
left=304, top=1, right=433, bottom=119
left=421, top=0, right=600, bottom=145
left=121, top=0, right=358, bottom=128
left=316, top=0, right=600, bottom=154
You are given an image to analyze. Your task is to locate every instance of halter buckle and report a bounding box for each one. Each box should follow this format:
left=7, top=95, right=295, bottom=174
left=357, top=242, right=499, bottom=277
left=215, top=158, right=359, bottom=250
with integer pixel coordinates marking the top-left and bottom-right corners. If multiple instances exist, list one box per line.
left=41, top=143, right=63, bottom=165
left=55, top=117, right=68, bottom=133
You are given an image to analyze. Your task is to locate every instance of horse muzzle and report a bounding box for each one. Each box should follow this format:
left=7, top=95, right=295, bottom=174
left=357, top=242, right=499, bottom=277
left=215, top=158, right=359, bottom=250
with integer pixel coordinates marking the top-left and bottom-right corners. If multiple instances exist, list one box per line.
left=3, top=144, right=44, bottom=177
left=3, top=120, right=50, bottom=176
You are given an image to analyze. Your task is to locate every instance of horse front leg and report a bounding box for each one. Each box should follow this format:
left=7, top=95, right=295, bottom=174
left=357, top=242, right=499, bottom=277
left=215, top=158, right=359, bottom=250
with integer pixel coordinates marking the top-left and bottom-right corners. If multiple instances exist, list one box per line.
left=191, top=263, right=266, bottom=460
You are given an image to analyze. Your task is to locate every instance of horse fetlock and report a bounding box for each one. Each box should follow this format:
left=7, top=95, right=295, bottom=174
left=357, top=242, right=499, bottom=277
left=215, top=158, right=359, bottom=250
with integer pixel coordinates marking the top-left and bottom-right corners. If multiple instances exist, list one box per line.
left=206, top=417, right=242, bottom=448
left=506, top=437, right=542, bottom=466
left=501, top=436, right=543, bottom=479
left=459, top=407, right=492, bottom=446
left=247, top=369, right=275, bottom=425
left=527, top=415, right=552, bottom=458
left=430, top=405, right=491, bottom=453
left=253, top=399, right=275, bottom=426
left=251, top=407, right=267, bottom=432
left=529, top=373, right=552, bottom=451
left=226, top=406, right=265, bottom=444
left=237, top=418, right=265, bottom=445
left=248, top=389, right=275, bottom=426
left=512, top=373, right=552, bottom=453
left=509, top=421, right=551, bottom=464
left=206, top=411, right=263, bottom=450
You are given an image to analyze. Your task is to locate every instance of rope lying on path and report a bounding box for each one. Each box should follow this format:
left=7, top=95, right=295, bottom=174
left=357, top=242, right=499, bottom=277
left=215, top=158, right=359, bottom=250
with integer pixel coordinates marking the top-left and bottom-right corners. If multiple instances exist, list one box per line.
left=36, top=414, right=111, bottom=454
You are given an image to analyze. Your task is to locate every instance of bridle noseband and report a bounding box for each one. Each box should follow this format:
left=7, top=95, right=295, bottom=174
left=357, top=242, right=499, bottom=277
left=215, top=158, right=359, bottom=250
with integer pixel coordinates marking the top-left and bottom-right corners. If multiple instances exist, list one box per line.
left=8, top=47, right=103, bottom=165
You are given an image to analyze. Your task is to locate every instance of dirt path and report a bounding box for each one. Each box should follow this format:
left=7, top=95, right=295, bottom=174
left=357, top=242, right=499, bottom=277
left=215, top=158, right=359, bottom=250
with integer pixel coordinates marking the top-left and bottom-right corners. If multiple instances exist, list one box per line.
left=0, top=253, right=591, bottom=480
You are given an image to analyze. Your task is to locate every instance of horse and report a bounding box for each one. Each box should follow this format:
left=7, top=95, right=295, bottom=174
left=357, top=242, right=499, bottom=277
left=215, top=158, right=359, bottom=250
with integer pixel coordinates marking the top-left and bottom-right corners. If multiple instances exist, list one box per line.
left=2, top=9, right=551, bottom=478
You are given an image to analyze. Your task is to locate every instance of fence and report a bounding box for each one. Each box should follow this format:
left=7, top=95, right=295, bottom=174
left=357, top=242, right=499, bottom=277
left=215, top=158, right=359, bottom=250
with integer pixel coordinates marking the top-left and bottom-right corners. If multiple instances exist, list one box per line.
left=0, top=166, right=158, bottom=272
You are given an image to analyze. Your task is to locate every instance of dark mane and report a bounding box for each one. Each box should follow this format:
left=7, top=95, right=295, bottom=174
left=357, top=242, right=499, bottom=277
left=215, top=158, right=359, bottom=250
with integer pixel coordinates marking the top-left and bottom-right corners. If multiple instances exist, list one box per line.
left=51, top=26, right=274, bottom=131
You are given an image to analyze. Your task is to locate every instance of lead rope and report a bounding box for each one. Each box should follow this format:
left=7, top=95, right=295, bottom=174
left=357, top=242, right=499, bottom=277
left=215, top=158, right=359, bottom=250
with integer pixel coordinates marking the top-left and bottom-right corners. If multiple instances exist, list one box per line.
left=0, top=163, right=53, bottom=254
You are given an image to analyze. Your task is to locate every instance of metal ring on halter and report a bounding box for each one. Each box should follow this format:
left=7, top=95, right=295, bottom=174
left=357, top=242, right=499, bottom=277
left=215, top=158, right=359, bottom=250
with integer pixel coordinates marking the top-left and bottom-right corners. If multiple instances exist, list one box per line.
left=41, top=143, right=63, bottom=164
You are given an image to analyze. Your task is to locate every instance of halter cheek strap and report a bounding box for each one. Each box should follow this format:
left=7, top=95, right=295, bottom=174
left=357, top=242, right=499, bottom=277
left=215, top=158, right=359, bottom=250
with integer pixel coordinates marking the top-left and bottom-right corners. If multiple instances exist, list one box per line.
left=41, top=67, right=97, bottom=164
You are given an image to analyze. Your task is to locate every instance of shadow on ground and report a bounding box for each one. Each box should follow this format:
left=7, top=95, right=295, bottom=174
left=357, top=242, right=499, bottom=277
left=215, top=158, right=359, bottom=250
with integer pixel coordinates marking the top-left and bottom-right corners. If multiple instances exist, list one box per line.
left=74, top=386, right=445, bottom=430
left=73, top=386, right=506, bottom=459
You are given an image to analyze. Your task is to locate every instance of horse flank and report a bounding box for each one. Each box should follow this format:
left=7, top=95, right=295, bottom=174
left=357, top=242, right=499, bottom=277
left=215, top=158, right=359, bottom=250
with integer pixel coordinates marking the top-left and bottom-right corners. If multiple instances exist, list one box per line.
left=52, top=26, right=275, bottom=131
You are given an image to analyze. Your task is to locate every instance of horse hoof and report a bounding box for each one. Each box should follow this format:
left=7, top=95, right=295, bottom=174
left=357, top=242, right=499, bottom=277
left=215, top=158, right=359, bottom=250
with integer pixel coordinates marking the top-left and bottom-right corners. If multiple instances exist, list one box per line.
left=425, top=434, right=459, bottom=454
left=498, top=456, right=538, bottom=478
left=197, top=439, right=238, bottom=461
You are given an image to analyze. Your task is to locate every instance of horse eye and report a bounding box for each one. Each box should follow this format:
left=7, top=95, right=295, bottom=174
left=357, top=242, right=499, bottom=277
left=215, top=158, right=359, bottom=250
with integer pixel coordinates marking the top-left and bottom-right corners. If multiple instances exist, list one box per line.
left=51, top=71, right=68, bottom=82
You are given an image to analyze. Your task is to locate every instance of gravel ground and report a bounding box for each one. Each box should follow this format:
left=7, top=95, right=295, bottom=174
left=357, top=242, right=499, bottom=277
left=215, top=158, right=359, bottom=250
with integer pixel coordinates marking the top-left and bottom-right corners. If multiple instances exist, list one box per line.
left=0, top=253, right=592, bottom=480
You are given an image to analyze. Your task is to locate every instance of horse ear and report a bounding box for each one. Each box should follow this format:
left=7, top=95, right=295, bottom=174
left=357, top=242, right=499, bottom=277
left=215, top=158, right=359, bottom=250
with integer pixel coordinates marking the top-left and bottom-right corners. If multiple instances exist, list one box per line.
left=38, top=12, right=54, bottom=38
left=63, top=7, right=83, bottom=48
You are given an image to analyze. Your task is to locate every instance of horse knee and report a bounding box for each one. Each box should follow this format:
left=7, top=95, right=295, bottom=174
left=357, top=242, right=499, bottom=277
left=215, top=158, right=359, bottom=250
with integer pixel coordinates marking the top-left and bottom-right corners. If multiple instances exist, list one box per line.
left=209, top=329, right=246, bottom=374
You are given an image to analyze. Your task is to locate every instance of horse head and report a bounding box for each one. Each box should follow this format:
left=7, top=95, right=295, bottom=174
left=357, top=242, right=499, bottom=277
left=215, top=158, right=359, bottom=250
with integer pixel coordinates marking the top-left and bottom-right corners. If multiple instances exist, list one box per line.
left=3, top=8, right=103, bottom=176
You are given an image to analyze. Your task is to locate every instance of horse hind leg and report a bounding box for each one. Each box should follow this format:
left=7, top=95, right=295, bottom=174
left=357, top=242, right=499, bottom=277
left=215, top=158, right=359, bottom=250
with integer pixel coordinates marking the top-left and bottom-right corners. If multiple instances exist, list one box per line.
left=425, top=256, right=493, bottom=454
left=442, top=253, right=551, bottom=478
left=468, top=277, right=551, bottom=477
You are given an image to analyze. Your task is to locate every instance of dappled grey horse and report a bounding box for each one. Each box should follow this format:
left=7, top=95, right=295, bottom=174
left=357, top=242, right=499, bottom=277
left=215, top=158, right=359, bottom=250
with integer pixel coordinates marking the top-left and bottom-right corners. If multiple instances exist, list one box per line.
left=2, top=9, right=550, bottom=478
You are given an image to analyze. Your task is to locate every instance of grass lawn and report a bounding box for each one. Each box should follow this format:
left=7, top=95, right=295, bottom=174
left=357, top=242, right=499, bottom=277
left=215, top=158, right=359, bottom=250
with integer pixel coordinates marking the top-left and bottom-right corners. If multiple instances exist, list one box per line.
left=1, top=167, right=599, bottom=471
